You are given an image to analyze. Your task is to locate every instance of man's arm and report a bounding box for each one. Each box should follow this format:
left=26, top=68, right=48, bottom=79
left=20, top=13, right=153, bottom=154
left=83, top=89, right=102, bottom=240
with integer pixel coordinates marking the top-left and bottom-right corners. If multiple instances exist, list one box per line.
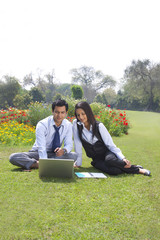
left=35, top=122, right=48, bottom=159
left=55, top=122, right=73, bottom=157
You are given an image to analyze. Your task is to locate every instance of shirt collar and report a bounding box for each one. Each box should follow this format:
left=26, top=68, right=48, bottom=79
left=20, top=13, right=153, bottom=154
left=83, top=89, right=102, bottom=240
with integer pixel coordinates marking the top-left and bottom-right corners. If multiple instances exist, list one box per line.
left=51, top=116, right=65, bottom=127
left=77, top=120, right=92, bottom=131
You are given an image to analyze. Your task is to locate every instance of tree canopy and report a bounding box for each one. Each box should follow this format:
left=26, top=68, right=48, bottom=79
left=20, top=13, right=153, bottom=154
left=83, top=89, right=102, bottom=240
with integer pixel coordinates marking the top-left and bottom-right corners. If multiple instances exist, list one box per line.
left=117, top=59, right=160, bottom=111
left=0, top=76, right=21, bottom=108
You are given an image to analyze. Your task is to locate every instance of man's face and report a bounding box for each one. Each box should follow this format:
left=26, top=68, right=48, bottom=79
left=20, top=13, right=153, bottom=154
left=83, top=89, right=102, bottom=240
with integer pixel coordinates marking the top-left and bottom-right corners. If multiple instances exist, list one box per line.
left=52, top=106, right=67, bottom=126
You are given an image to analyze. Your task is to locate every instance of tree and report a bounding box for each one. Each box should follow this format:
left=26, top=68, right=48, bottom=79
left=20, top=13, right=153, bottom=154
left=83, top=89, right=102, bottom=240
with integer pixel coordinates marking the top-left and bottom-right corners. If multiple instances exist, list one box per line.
left=23, top=73, right=35, bottom=87
left=94, top=93, right=107, bottom=105
left=23, top=69, right=57, bottom=103
left=71, top=85, right=83, bottom=99
left=29, top=87, right=45, bottom=102
left=70, top=66, right=116, bottom=91
left=94, top=88, right=117, bottom=107
left=103, top=88, right=117, bottom=107
left=70, top=66, right=116, bottom=103
left=56, top=83, right=72, bottom=97
left=13, top=92, right=32, bottom=109
left=53, top=93, right=62, bottom=101
left=70, top=66, right=96, bottom=86
left=96, top=74, right=116, bottom=91
left=0, top=75, right=21, bottom=108
left=124, top=59, right=160, bottom=111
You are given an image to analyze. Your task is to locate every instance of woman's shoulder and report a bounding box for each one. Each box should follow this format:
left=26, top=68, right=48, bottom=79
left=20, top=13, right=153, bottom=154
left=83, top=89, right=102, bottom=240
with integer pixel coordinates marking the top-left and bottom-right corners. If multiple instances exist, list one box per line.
left=72, top=119, right=78, bottom=127
left=95, top=121, right=104, bottom=127
left=73, top=119, right=77, bottom=124
left=96, top=121, right=107, bottom=131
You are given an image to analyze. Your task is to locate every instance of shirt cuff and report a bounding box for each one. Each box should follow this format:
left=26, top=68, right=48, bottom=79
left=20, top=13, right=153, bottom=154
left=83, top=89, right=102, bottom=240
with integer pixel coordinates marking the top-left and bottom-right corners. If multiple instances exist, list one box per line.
left=38, top=150, right=47, bottom=159
left=75, top=156, right=82, bottom=166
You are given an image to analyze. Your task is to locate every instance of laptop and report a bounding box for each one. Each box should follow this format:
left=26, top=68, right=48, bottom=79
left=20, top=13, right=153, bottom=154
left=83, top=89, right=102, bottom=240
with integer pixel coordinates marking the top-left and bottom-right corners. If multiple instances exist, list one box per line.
left=39, top=158, right=74, bottom=178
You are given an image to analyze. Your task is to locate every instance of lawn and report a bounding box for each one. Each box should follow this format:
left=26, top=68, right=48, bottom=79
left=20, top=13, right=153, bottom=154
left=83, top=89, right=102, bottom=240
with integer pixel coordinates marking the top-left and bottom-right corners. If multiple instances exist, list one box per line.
left=0, top=111, right=160, bottom=240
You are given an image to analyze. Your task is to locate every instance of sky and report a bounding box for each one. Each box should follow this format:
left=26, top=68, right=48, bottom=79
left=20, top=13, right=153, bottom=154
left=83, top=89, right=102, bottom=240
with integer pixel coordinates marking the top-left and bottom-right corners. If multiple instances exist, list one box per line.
left=0, top=0, right=160, bottom=85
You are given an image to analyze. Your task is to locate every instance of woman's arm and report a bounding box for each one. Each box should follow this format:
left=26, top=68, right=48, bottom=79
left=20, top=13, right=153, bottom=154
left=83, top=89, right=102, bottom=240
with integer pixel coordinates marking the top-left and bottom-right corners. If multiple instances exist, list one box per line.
left=72, top=120, right=83, bottom=166
left=98, top=123, right=125, bottom=160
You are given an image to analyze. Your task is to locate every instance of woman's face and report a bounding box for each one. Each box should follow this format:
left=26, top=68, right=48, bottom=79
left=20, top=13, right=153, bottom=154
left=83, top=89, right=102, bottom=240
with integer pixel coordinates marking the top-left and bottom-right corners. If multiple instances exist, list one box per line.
left=76, top=108, right=88, bottom=125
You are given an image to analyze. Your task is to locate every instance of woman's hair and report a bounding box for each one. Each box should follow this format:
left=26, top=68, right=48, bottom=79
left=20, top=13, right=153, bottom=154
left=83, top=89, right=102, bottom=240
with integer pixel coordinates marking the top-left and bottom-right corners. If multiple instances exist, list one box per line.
left=75, top=101, right=96, bottom=136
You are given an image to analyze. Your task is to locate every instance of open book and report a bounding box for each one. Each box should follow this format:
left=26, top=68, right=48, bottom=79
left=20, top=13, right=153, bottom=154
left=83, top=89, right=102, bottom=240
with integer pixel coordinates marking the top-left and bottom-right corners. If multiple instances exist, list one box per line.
left=75, top=172, right=107, bottom=178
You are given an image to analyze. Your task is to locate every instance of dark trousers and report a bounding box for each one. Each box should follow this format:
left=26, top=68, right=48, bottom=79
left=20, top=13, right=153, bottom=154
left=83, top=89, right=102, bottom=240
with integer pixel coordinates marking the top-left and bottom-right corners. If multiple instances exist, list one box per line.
left=9, top=150, right=77, bottom=170
left=91, top=151, right=139, bottom=175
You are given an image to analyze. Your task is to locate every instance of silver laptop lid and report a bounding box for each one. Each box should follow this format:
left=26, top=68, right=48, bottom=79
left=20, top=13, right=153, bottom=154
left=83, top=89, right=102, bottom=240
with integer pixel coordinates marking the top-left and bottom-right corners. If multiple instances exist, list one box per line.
left=39, top=158, right=74, bottom=178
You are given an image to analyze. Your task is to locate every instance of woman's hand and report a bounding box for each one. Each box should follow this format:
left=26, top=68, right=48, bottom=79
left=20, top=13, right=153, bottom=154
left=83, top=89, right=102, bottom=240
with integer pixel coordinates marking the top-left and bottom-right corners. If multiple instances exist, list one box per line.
left=123, top=158, right=131, bottom=168
left=74, top=163, right=79, bottom=168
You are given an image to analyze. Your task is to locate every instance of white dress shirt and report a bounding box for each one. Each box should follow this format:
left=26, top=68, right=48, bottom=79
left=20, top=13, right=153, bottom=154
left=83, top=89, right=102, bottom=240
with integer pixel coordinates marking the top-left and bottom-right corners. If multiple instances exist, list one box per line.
left=32, top=115, right=73, bottom=159
left=73, top=119, right=125, bottom=166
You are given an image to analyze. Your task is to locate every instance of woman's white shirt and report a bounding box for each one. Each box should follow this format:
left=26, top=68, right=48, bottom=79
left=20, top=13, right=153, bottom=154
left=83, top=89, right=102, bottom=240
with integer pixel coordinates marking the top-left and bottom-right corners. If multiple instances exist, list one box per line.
left=72, top=119, right=125, bottom=166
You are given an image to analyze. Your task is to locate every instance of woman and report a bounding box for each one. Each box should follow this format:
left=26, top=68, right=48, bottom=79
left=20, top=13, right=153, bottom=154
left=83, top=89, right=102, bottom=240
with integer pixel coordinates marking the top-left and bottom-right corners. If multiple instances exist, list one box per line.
left=73, top=101, right=151, bottom=176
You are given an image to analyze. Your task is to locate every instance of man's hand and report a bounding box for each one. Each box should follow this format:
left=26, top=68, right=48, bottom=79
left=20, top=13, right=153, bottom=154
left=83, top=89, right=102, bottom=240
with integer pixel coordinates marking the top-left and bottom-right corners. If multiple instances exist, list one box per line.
left=54, top=147, right=64, bottom=157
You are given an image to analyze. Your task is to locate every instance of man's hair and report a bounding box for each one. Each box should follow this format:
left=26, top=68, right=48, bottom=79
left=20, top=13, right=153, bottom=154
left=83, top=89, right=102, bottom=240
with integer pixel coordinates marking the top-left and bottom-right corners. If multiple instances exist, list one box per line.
left=52, top=99, right=68, bottom=112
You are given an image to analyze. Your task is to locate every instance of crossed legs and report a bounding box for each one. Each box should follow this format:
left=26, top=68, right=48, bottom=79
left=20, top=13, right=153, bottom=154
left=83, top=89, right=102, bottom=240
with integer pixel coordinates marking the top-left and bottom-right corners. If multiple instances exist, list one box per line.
left=9, top=151, right=77, bottom=170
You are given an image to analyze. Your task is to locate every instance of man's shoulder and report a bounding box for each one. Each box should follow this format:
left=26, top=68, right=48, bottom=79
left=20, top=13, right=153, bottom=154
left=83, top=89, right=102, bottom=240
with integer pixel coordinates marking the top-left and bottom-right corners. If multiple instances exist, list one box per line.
left=63, top=118, right=72, bottom=126
left=37, top=115, right=53, bottom=126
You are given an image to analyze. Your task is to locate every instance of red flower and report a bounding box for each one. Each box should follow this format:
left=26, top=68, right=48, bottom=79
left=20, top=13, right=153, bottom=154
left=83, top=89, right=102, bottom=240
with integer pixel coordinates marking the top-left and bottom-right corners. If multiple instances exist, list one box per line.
left=107, top=105, right=111, bottom=108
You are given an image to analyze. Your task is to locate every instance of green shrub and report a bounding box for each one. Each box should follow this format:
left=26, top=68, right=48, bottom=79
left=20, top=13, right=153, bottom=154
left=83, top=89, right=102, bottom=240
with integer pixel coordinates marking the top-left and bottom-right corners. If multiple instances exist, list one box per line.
left=71, top=85, right=83, bottom=99
left=90, top=102, right=106, bottom=115
left=96, top=108, right=130, bottom=136
left=63, top=97, right=86, bottom=117
left=28, top=102, right=52, bottom=126
left=26, top=100, right=130, bottom=136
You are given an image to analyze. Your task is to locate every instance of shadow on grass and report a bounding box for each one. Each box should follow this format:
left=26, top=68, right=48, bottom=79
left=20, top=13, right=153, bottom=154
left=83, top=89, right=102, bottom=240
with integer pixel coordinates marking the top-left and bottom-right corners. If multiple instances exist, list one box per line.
left=40, top=176, right=77, bottom=183
left=10, top=166, right=133, bottom=180
left=11, top=168, right=26, bottom=172
left=77, top=166, right=132, bottom=178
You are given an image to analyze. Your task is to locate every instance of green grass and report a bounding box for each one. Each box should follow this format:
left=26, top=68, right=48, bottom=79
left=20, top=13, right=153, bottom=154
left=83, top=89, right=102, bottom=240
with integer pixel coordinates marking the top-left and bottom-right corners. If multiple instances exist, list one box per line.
left=0, top=111, right=160, bottom=240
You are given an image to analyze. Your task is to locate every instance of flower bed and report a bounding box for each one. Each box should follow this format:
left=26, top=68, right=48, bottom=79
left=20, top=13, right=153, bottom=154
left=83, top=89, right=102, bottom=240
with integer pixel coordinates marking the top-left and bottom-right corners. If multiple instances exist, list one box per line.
left=67, top=107, right=130, bottom=136
left=0, top=121, right=35, bottom=145
left=0, top=104, right=130, bottom=146
left=95, top=108, right=130, bottom=136
left=0, top=107, right=30, bottom=124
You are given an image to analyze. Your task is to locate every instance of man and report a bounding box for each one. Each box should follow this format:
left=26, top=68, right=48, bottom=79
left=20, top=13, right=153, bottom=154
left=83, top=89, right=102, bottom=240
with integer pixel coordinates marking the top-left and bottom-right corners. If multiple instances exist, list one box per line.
left=9, top=99, right=77, bottom=171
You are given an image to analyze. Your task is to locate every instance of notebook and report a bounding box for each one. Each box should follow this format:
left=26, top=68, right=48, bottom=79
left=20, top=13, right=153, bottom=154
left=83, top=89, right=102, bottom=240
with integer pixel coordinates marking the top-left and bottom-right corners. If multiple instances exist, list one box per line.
left=39, top=158, right=74, bottom=178
left=75, top=172, right=107, bottom=178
